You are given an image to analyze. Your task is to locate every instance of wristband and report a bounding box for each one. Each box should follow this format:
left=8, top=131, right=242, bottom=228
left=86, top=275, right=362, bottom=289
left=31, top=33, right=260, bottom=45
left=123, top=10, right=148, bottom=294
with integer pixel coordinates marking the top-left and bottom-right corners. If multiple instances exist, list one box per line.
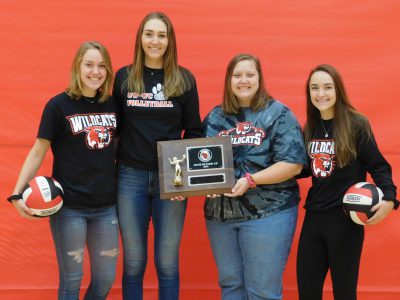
left=245, top=172, right=256, bottom=189
left=7, top=194, right=22, bottom=203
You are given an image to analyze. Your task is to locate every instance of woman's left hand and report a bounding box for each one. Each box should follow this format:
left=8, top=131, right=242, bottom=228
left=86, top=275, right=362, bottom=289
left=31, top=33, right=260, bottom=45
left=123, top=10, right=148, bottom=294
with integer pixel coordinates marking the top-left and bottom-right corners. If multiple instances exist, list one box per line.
left=224, top=177, right=249, bottom=197
left=366, top=200, right=395, bottom=225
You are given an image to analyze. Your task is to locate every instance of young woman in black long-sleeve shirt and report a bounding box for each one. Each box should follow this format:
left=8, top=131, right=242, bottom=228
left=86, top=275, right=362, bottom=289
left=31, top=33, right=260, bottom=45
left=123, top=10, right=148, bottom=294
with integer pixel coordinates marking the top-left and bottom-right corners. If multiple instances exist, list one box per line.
left=113, top=12, right=202, bottom=300
left=297, top=64, right=398, bottom=300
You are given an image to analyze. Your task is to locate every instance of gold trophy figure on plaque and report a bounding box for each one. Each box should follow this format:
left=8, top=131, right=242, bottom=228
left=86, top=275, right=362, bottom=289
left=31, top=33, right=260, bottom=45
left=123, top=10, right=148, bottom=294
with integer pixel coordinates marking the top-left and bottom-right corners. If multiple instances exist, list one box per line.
left=169, top=155, right=186, bottom=186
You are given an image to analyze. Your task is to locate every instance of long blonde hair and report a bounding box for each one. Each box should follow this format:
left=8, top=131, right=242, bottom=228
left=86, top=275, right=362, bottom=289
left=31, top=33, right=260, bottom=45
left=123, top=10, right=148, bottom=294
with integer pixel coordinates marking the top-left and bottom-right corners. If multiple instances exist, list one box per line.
left=304, top=64, right=371, bottom=168
left=66, top=41, right=113, bottom=103
left=125, top=12, right=189, bottom=98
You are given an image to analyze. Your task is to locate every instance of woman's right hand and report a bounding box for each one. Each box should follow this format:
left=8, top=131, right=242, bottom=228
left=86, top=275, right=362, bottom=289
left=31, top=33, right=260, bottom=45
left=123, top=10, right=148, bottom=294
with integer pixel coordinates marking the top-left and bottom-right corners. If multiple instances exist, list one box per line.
left=224, top=177, right=250, bottom=197
left=12, top=199, right=38, bottom=220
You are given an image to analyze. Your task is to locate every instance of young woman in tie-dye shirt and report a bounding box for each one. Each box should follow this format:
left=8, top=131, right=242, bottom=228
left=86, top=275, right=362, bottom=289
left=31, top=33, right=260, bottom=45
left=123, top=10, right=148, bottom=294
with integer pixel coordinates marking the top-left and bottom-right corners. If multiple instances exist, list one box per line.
left=203, top=53, right=307, bottom=300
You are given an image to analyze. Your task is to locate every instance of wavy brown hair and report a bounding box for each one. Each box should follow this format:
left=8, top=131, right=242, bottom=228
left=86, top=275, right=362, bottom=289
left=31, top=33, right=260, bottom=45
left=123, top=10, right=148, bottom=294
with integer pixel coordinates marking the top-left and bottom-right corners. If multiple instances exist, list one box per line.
left=66, top=41, right=113, bottom=103
left=304, top=64, right=371, bottom=168
left=125, top=12, right=189, bottom=97
left=222, top=53, right=272, bottom=114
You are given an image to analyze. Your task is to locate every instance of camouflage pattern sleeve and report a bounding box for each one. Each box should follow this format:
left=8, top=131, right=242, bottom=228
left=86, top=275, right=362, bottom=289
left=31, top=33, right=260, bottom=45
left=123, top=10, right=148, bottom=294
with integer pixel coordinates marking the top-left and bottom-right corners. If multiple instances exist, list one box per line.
left=270, top=105, right=308, bottom=165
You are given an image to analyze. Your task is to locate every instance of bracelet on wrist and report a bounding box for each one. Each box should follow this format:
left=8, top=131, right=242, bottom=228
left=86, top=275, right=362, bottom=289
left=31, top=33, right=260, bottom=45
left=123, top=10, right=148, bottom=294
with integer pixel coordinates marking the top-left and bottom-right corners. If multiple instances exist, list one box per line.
left=245, top=172, right=256, bottom=189
left=7, top=194, right=22, bottom=203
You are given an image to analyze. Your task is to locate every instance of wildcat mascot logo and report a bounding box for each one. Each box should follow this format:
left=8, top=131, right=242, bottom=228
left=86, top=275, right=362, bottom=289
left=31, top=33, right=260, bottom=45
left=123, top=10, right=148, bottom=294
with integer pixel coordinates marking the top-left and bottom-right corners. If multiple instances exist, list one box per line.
left=67, top=113, right=117, bottom=149
left=219, top=121, right=265, bottom=146
left=86, top=126, right=111, bottom=149
left=309, top=140, right=335, bottom=178
left=235, top=122, right=252, bottom=134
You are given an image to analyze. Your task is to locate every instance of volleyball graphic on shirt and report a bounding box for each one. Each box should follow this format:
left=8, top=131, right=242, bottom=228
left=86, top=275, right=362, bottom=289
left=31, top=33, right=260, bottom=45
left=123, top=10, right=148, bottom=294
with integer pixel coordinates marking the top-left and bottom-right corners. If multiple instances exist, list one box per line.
left=343, top=182, right=383, bottom=225
left=22, top=176, right=64, bottom=217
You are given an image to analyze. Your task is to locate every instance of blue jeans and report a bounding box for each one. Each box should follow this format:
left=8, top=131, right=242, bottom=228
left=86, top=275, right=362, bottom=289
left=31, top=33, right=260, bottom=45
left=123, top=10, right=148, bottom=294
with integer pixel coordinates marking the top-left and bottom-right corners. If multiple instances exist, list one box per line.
left=206, top=205, right=298, bottom=300
left=50, top=205, right=119, bottom=300
left=117, top=164, right=187, bottom=300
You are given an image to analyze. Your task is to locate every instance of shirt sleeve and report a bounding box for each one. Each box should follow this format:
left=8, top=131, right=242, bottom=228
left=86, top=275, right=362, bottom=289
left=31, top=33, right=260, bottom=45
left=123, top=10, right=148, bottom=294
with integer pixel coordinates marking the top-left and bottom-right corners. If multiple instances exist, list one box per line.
left=357, top=126, right=398, bottom=203
left=296, top=166, right=312, bottom=179
left=37, top=101, right=59, bottom=142
left=112, top=68, right=126, bottom=135
left=271, top=107, right=308, bottom=165
left=181, top=74, right=204, bottom=139
left=202, top=106, right=224, bottom=138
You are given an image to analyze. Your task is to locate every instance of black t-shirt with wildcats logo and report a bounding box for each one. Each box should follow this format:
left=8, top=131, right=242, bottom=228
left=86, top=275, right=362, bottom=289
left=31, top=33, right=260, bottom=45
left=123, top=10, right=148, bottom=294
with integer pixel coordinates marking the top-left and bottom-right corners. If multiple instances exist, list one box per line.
left=304, top=118, right=397, bottom=211
left=38, top=92, right=118, bottom=209
left=113, top=65, right=203, bottom=171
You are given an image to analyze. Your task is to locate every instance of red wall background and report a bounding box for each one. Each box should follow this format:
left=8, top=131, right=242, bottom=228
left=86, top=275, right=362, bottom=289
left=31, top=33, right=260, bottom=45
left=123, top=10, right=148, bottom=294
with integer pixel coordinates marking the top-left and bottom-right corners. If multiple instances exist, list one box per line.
left=1, top=1, right=399, bottom=299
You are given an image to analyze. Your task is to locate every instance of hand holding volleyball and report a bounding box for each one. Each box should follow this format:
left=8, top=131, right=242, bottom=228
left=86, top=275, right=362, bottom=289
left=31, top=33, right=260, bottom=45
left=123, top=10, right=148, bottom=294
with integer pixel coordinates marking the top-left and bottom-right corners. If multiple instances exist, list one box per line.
left=22, top=176, right=64, bottom=217
left=343, top=182, right=383, bottom=225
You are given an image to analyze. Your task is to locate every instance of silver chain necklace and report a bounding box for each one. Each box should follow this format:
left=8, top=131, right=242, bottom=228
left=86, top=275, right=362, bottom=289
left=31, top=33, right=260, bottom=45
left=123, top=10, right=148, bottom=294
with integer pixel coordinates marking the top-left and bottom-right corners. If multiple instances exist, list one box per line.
left=145, top=67, right=163, bottom=76
left=83, top=96, right=96, bottom=104
left=320, top=119, right=333, bottom=138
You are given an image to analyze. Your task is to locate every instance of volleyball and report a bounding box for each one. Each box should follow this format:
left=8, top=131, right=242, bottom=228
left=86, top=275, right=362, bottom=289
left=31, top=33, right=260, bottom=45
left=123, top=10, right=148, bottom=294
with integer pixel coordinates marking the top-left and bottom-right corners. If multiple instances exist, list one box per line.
left=22, top=176, right=64, bottom=217
left=343, top=182, right=383, bottom=225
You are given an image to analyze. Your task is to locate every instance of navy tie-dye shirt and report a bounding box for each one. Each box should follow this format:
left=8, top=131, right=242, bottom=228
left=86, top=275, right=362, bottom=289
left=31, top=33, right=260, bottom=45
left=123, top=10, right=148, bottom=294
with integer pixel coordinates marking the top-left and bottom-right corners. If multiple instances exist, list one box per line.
left=202, top=99, right=308, bottom=222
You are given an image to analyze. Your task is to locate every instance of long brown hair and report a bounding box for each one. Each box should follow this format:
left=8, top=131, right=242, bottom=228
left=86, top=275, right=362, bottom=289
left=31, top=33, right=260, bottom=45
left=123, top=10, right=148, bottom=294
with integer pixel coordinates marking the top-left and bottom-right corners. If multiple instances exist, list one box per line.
left=66, top=41, right=113, bottom=103
left=304, top=64, right=371, bottom=167
left=125, top=12, right=189, bottom=97
left=222, top=53, right=272, bottom=114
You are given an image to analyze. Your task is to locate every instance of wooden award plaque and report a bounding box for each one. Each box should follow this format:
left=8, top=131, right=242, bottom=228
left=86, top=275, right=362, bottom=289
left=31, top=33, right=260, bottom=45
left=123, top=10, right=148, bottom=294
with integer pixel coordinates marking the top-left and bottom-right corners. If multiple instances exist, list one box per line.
left=157, top=136, right=235, bottom=199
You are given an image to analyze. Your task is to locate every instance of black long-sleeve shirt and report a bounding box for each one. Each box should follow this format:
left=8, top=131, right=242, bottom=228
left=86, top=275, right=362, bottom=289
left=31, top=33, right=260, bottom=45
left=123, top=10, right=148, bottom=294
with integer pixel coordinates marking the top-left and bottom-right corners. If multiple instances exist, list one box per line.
left=304, top=118, right=397, bottom=211
left=113, top=65, right=203, bottom=170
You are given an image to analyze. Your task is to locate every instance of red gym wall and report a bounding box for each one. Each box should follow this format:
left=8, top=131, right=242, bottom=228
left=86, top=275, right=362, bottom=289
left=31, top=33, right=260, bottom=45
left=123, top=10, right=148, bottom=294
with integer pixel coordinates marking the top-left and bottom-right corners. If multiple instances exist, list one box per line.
left=1, top=1, right=399, bottom=299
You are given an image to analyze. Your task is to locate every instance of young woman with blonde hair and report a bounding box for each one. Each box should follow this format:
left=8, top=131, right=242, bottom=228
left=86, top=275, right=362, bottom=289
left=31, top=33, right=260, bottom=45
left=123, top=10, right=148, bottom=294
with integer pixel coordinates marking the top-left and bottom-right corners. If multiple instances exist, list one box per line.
left=8, top=41, right=119, bottom=299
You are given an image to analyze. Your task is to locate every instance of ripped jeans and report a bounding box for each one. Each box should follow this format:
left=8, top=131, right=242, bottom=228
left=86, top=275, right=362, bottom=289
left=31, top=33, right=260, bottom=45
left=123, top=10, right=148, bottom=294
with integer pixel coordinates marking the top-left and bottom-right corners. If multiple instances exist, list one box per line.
left=50, top=205, right=119, bottom=300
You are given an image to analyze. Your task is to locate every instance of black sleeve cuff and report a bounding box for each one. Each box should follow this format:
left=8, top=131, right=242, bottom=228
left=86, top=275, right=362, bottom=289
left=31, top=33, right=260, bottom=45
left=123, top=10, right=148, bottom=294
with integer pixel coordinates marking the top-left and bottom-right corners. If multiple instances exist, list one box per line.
left=383, top=198, right=400, bottom=210
left=7, top=194, right=22, bottom=203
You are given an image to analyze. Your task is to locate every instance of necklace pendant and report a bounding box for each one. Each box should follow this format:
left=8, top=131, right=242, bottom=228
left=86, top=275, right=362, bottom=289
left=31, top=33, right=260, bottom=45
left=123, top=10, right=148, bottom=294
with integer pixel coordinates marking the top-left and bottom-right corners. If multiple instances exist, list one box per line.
left=320, top=118, right=332, bottom=139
